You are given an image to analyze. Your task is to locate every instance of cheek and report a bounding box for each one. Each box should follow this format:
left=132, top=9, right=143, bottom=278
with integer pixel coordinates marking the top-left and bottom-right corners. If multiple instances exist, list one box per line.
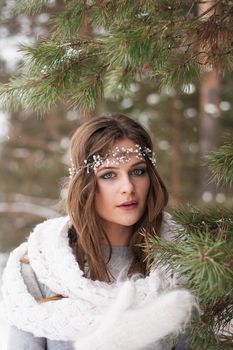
left=94, top=193, right=104, bottom=217
left=95, top=184, right=112, bottom=208
left=95, top=188, right=115, bottom=221
left=141, top=178, right=150, bottom=198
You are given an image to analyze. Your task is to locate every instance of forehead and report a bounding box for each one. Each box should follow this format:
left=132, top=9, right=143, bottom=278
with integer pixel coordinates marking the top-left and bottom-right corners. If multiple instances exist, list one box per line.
left=96, top=138, right=146, bottom=170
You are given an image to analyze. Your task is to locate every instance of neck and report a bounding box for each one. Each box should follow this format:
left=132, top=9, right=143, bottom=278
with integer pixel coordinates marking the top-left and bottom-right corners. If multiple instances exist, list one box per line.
left=100, top=221, right=133, bottom=247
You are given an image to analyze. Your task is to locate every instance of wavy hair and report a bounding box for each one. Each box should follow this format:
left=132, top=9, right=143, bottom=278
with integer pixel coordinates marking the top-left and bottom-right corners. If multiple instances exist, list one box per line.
left=66, top=114, right=168, bottom=282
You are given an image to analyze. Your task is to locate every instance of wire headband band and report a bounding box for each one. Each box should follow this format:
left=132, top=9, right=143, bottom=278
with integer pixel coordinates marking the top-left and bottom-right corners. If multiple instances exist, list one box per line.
left=69, top=144, right=156, bottom=178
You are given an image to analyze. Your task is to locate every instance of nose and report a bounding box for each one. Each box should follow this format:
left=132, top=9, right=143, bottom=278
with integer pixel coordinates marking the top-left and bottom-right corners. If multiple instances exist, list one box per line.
left=120, top=174, right=135, bottom=194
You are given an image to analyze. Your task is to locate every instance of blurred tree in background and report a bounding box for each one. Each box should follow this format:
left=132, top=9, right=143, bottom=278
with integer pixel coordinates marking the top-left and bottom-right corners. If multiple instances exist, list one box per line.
left=0, top=0, right=232, bottom=251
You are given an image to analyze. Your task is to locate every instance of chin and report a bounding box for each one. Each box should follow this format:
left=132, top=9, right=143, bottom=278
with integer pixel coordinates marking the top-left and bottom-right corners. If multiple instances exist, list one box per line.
left=119, top=219, right=140, bottom=227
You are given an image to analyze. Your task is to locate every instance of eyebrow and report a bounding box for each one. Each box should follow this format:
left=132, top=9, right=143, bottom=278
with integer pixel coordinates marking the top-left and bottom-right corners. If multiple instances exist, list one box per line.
left=97, top=160, right=147, bottom=172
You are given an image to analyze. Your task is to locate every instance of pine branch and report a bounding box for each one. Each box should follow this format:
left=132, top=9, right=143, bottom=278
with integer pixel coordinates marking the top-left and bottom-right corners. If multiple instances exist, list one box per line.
left=51, top=1, right=86, bottom=40
left=173, top=206, right=233, bottom=238
left=67, top=74, right=104, bottom=111
left=160, top=55, right=200, bottom=87
left=187, top=317, right=233, bottom=350
left=0, top=77, right=61, bottom=114
left=1, top=0, right=233, bottom=113
left=149, top=227, right=232, bottom=302
left=0, top=39, right=106, bottom=112
left=13, top=0, right=50, bottom=15
left=206, top=141, right=233, bottom=187
left=143, top=206, right=233, bottom=350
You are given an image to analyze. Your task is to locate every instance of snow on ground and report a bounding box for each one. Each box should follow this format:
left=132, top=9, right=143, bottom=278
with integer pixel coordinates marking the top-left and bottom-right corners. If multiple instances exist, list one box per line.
left=0, top=253, right=9, bottom=350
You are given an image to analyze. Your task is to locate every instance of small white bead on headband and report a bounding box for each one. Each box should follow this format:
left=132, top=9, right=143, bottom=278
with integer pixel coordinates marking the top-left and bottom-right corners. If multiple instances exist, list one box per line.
left=69, top=144, right=156, bottom=178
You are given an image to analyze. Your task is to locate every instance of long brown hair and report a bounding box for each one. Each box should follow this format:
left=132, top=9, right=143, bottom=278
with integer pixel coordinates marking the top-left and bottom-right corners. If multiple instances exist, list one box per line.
left=66, top=114, right=168, bottom=282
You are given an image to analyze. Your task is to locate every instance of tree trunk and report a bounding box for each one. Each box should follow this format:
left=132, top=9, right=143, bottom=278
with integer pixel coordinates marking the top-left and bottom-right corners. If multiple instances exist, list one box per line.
left=198, top=1, right=221, bottom=198
left=170, top=94, right=182, bottom=208
left=80, top=1, right=93, bottom=122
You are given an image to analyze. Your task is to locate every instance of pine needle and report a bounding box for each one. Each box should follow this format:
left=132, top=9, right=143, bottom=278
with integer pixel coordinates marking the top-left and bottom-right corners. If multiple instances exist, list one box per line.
left=206, top=141, right=233, bottom=187
left=1, top=0, right=233, bottom=113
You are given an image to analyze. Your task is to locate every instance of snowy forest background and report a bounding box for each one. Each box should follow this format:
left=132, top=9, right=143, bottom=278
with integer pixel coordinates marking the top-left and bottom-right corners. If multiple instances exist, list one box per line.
left=0, top=1, right=233, bottom=349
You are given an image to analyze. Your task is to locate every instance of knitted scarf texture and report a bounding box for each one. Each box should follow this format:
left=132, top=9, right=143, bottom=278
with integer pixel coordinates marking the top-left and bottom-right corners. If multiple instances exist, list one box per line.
left=2, top=215, right=197, bottom=350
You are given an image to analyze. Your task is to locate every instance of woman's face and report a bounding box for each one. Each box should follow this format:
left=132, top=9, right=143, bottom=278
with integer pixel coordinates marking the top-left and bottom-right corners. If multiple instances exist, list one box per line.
left=94, top=138, right=150, bottom=242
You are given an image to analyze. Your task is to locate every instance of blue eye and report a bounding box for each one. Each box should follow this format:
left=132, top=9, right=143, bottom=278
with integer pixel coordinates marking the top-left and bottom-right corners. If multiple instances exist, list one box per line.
left=100, top=172, right=115, bottom=179
left=132, top=168, right=146, bottom=176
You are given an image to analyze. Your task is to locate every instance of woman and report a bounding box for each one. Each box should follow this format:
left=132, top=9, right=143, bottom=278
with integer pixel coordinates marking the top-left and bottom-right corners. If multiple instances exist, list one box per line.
left=2, top=114, right=195, bottom=350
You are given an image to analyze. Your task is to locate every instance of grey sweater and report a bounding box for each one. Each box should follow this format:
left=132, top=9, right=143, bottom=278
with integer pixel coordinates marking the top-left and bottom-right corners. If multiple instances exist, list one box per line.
left=7, top=246, right=190, bottom=350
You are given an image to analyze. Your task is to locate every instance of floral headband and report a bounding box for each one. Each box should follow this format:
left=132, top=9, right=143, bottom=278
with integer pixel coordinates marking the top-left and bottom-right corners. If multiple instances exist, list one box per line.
left=69, top=144, right=156, bottom=178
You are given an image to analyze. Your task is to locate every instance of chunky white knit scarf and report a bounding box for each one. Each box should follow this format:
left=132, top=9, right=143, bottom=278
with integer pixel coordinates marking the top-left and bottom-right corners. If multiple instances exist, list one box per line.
left=2, top=216, right=197, bottom=350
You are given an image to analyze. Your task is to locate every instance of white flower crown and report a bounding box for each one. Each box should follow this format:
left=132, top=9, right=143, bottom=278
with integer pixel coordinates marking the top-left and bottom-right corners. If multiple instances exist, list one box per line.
left=69, top=144, right=156, bottom=178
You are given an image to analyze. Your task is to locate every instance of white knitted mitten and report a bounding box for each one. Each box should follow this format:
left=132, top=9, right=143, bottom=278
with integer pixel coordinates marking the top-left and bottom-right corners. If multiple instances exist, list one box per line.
left=74, top=283, right=196, bottom=350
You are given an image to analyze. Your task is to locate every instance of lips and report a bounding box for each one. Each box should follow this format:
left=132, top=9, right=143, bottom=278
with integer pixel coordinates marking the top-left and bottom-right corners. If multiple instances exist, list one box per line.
left=117, top=200, right=138, bottom=209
